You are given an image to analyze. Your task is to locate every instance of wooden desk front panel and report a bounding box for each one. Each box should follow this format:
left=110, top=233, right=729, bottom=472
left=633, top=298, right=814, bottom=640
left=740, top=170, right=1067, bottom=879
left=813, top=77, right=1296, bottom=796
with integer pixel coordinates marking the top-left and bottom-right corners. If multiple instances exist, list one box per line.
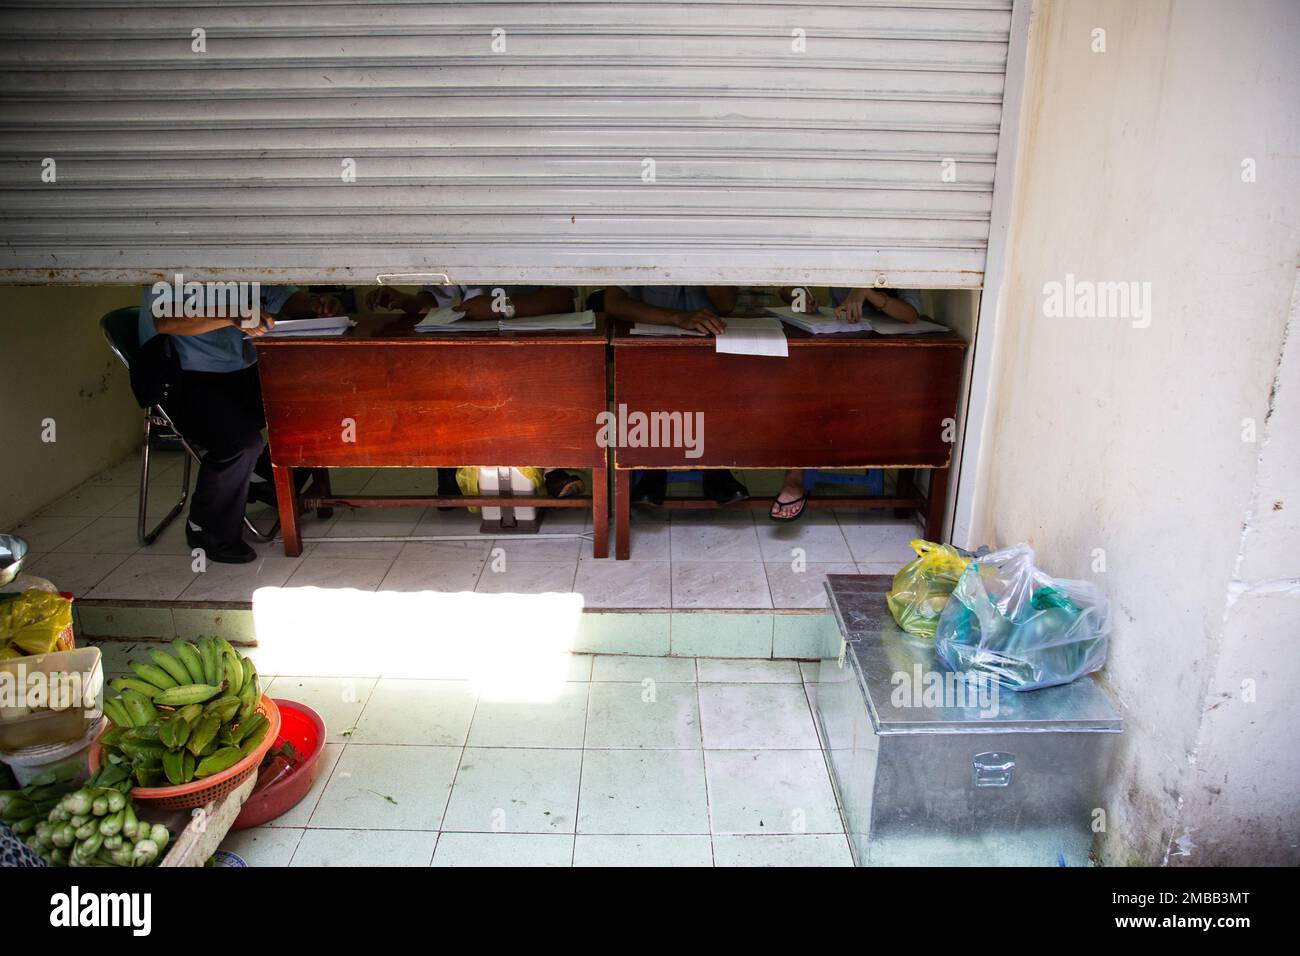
left=257, top=342, right=607, bottom=468
left=612, top=341, right=965, bottom=468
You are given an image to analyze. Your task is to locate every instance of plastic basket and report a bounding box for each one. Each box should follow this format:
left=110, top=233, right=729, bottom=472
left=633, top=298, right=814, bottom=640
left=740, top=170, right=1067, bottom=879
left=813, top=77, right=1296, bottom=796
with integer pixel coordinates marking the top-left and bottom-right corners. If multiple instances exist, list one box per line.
left=87, top=695, right=281, bottom=811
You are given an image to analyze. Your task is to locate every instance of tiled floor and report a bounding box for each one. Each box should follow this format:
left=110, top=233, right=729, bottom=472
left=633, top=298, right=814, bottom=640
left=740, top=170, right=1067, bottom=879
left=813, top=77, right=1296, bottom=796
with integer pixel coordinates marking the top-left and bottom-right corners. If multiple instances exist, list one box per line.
left=15, top=452, right=920, bottom=610
left=85, top=640, right=846, bottom=867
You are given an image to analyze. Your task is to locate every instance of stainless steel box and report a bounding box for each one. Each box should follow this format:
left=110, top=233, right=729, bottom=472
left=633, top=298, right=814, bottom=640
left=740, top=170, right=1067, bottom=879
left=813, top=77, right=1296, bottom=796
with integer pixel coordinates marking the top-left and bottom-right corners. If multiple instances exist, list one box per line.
left=813, top=575, right=1122, bottom=866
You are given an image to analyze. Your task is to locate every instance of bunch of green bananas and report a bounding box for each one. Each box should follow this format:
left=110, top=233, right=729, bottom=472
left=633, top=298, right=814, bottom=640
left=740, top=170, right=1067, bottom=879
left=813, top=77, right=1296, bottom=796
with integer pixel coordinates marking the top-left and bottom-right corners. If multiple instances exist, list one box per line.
left=4, top=766, right=169, bottom=867
left=99, top=637, right=269, bottom=788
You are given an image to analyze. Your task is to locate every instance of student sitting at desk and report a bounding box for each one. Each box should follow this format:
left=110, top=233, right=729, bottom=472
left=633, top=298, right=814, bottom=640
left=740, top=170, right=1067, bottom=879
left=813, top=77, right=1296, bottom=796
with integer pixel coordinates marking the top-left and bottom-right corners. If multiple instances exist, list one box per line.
left=139, top=284, right=342, bottom=563
left=769, top=286, right=923, bottom=522
left=365, top=283, right=587, bottom=499
left=603, top=285, right=749, bottom=505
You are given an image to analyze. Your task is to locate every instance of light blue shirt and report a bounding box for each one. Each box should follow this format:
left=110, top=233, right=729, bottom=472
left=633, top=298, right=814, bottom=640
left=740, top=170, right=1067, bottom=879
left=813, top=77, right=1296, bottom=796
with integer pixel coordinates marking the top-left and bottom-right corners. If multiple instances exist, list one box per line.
left=420, top=284, right=543, bottom=309
left=620, top=286, right=716, bottom=312
left=829, top=287, right=922, bottom=317
left=138, top=284, right=297, bottom=373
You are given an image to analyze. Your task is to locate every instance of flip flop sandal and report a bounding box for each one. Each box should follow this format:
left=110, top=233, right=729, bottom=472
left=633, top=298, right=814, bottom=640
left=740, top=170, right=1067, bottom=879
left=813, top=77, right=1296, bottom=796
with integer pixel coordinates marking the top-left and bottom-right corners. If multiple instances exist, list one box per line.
left=769, top=493, right=809, bottom=522
left=545, top=469, right=586, bottom=498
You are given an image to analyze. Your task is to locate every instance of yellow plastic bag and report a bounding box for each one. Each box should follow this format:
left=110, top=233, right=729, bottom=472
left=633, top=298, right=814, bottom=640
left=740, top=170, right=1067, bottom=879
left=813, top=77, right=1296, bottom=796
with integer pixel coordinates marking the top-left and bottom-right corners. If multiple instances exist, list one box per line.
left=455, top=467, right=545, bottom=514
left=0, top=588, right=75, bottom=656
left=886, top=540, right=972, bottom=639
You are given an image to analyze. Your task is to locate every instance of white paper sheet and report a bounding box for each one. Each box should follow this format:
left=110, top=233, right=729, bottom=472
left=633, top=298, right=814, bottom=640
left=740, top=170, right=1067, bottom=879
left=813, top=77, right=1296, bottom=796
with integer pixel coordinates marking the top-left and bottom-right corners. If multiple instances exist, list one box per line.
left=715, top=316, right=789, bottom=357
left=501, top=309, right=597, bottom=331
left=253, top=316, right=355, bottom=338
left=865, top=316, right=950, bottom=335
left=765, top=306, right=868, bottom=335
left=630, top=323, right=706, bottom=336
left=413, top=306, right=466, bottom=331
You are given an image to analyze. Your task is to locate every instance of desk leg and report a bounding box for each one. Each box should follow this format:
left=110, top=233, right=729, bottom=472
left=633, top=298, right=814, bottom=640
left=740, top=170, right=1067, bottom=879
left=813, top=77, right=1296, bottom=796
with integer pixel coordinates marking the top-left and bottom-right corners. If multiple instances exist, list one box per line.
left=591, top=464, right=609, bottom=559
left=273, top=464, right=302, bottom=556
left=925, top=467, right=950, bottom=542
left=614, top=469, right=631, bottom=560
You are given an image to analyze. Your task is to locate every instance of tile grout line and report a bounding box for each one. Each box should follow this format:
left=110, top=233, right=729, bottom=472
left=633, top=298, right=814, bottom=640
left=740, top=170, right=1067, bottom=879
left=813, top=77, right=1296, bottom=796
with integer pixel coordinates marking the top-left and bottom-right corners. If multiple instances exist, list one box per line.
left=692, top=661, right=718, bottom=866
left=570, top=675, right=595, bottom=866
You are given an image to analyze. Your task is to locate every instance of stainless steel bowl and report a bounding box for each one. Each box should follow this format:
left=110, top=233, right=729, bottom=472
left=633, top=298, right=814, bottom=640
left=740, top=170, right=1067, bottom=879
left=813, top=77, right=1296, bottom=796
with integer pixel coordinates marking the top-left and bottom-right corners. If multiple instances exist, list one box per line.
left=0, top=534, right=30, bottom=587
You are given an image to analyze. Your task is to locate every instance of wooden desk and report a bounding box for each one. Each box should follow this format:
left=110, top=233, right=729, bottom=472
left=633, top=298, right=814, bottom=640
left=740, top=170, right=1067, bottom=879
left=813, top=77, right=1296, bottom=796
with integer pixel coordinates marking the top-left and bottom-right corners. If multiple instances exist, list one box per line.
left=610, top=321, right=966, bottom=559
left=254, top=314, right=610, bottom=558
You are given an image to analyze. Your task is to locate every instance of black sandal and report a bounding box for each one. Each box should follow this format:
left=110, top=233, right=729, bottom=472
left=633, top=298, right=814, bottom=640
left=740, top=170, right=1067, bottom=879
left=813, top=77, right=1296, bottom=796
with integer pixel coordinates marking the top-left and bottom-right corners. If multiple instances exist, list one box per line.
left=545, top=469, right=586, bottom=498
left=769, top=493, right=809, bottom=522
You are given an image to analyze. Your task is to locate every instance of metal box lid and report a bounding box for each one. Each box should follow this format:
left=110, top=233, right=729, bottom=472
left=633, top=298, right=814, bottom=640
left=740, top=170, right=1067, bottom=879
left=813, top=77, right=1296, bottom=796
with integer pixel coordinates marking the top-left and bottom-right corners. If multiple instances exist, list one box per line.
left=825, top=574, right=1123, bottom=735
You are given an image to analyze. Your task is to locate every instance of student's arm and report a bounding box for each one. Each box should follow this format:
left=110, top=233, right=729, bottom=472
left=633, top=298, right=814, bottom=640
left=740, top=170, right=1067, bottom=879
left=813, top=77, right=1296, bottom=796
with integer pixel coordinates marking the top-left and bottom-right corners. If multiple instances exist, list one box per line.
left=279, top=290, right=344, bottom=319
left=777, top=286, right=820, bottom=313
left=835, top=288, right=920, bottom=324
left=603, top=287, right=728, bottom=335
left=703, top=286, right=738, bottom=315
left=365, top=288, right=437, bottom=315
left=154, top=315, right=251, bottom=337
left=461, top=287, right=575, bottom=319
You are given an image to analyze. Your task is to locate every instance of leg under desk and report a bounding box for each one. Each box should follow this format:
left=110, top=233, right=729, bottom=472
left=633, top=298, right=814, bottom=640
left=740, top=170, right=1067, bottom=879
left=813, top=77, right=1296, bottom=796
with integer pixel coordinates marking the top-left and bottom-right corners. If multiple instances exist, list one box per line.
left=925, top=466, right=950, bottom=542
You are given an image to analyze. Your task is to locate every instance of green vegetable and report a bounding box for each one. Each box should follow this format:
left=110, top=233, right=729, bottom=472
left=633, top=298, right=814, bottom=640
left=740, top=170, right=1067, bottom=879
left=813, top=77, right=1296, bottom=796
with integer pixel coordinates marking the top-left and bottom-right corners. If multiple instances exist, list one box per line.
left=129, top=659, right=179, bottom=690
left=148, top=647, right=193, bottom=686
left=172, top=640, right=206, bottom=684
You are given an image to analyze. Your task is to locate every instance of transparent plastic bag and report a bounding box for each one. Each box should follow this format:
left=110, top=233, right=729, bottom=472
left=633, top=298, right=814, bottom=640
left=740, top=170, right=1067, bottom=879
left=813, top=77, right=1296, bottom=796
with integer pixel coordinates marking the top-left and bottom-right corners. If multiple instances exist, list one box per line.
left=0, top=589, right=75, bottom=657
left=886, top=540, right=972, bottom=639
left=455, top=466, right=544, bottom=514
left=934, top=544, right=1110, bottom=691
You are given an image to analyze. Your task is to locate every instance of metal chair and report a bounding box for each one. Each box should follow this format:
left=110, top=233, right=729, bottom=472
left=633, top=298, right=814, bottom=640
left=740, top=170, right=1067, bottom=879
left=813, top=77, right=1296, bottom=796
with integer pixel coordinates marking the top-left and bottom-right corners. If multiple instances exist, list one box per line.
left=99, top=307, right=275, bottom=546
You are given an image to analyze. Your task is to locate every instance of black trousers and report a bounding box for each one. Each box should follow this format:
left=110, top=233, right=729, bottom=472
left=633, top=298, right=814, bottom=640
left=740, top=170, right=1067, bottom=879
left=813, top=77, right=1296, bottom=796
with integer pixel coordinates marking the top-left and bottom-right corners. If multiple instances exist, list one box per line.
left=170, top=365, right=271, bottom=544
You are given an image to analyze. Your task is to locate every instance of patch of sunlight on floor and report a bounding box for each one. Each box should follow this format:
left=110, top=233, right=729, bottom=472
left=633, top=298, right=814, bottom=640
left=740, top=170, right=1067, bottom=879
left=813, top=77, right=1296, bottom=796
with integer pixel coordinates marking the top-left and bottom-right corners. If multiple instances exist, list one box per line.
left=251, top=586, right=583, bottom=703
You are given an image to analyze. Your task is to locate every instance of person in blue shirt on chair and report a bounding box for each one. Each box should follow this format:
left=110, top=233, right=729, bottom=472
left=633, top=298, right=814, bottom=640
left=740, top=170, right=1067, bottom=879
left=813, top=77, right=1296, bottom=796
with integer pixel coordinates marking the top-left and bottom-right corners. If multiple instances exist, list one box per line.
left=366, top=283, right=587, bottom=499
left=139, top=284, right=342, bottom=563
left=603, top=285, right=749, bottom=506
left=768, top=285, right=923, bottom=522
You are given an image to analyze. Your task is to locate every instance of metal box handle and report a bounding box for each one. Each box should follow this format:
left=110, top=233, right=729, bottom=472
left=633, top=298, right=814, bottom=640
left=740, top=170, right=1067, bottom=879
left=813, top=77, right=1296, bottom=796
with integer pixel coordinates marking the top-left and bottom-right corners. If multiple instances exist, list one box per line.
left=972, top=752, right=1015, bottom=788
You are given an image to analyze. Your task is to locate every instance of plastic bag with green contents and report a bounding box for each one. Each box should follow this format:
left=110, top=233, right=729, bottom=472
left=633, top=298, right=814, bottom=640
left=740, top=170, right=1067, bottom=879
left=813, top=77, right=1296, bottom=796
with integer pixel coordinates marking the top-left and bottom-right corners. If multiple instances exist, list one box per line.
left=455, top=466, right=545, bottom=514
left=886, top=540, right=972, bottom=638
left=0, top=589, right=75, bottom=657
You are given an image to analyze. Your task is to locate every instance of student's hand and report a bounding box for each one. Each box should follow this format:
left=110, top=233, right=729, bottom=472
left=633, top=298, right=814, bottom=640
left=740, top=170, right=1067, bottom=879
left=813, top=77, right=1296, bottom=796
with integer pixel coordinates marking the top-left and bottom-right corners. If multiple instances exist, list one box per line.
left=677, top=310, right=727, bottom=335
left=834, top=289, right=870, bottom=323
left=791, top=287, right=820, bottom=314
left=312, top=293, right=344, bottom=316
left=457, top=295, right=497, bottom=319
left=238, top=311, right=276, bottom=336
left=365, top=287, right=407, bottom=312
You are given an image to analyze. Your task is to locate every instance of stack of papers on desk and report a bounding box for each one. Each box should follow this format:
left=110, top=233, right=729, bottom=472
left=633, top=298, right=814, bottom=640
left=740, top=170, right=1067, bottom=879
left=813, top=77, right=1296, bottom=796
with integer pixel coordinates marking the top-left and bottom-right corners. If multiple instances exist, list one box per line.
left=764, top=306, right=948, bottom=336
left=417, top=309, right=597, bottom=333
left=630, top=323, right=705, bottom=337
left=503, top=309, right=597, bottom=331
left=253, top=316, right=355, bottom=338
left=413, top=306, right=465, bottom=330
left=766, top=306, right=862, bottom=335
left=867, top=316, right=950, bottom=335
left=715, top=315, right=788, bottom=357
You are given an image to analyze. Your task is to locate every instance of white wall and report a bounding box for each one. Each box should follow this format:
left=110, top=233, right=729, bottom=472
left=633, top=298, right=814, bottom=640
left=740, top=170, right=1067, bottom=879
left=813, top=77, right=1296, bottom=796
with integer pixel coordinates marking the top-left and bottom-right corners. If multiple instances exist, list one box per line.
left=974, top=0, right=1300, bottom=864
left=0, top=286, right=141, bottom=529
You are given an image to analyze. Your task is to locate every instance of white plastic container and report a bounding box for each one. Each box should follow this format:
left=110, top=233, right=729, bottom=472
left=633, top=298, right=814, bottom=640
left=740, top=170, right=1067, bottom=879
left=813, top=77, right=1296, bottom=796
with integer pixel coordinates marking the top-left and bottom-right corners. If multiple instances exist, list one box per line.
left=0, top=647, right=103, bottom=750
left=0, top=715, right=107, bottom=786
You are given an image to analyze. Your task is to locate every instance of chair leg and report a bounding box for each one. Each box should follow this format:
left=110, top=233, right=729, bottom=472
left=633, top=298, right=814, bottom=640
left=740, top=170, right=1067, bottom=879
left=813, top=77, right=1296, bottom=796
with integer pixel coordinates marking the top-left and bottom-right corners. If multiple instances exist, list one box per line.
left=137, top=409, right=191, bottom=546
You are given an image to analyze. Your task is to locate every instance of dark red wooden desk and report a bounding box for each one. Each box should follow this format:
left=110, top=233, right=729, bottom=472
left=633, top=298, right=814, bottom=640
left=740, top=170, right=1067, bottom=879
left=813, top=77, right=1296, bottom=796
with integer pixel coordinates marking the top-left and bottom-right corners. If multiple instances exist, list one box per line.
left=610, top=320, right=966, bottom=559
left=254, top=314, right=610, bottom=558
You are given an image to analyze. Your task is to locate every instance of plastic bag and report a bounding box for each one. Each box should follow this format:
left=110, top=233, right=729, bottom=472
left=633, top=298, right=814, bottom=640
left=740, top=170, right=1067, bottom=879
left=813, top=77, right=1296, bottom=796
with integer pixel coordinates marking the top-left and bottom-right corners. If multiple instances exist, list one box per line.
left=886, top=540, right=972, bottom=638
left=934, top=544, right=1110, bottom=691
left=0, top=589, right=75, bottom=657
left=455, top=466, right=545, bottom=514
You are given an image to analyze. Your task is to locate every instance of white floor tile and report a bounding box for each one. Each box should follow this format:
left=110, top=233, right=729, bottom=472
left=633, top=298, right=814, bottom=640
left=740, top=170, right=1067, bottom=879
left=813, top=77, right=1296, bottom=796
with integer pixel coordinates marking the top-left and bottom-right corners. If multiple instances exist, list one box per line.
left=432, top=832, right=574, bottom=867
left=573, top=834, right=713, bottom=867
left=577, top=749, right=710, bottom=835
left=671, top=562, right=772, bottom=609
left=705, top=749, right=843, bottom=834
left=291, top=827, right=438, bottom=867
left=441, top=747, right=582, bottom=834
left=713, top=833, right=852, bottom=867
left=698, top=682, right=820, bottom=749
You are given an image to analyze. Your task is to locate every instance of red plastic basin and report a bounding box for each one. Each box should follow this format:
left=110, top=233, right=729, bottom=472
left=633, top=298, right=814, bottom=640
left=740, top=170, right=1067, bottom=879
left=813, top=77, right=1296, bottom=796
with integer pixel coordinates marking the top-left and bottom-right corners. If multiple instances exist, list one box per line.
left=231, top=698, right=327, bottom=830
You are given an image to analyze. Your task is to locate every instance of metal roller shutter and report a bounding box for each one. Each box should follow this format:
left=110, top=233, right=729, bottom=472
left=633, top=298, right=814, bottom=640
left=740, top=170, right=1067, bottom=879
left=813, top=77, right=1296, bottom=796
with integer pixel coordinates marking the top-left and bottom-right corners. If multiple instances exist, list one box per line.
left=0, top=0, right=1014, bottom=286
